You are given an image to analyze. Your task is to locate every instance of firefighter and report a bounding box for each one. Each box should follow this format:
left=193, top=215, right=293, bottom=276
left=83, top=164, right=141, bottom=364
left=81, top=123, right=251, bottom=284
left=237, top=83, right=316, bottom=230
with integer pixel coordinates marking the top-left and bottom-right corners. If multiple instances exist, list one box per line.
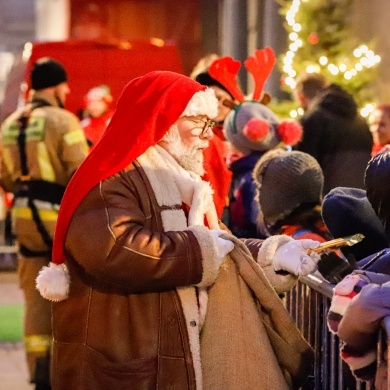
left=0, top=57, right=89, bottom=390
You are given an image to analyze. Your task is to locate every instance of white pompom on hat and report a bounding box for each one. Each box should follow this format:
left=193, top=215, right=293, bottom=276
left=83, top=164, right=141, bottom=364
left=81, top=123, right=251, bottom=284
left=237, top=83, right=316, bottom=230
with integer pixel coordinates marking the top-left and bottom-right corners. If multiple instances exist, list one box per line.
left=180, top=88, right=218, bottom=119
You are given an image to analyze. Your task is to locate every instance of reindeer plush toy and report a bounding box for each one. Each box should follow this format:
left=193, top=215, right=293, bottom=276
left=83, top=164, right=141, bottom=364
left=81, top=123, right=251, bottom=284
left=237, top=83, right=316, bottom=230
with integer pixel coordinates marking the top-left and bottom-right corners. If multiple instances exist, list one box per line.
left=208, top=47, right=303, bottom=238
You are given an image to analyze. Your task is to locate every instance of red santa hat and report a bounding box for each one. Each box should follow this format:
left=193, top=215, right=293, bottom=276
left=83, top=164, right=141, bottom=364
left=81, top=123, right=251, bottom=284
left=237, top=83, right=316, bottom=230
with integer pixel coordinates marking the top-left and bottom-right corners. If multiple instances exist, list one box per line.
left=36, top=70, right=218, bottom=301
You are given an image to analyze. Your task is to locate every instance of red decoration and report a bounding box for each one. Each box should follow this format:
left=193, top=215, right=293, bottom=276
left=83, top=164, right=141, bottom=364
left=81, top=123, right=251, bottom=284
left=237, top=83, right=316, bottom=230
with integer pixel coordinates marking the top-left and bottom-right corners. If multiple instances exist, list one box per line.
left=208, top=46, right=276, bottom=103
left=243, top=118, right=269, bottom=142
left=277, top=120, right=303, bottom=145
left=244, top=47, right=276, bottom=101
left=308, top=32, right=319, bottom=45
left=209, top=57, right=245, bottom=102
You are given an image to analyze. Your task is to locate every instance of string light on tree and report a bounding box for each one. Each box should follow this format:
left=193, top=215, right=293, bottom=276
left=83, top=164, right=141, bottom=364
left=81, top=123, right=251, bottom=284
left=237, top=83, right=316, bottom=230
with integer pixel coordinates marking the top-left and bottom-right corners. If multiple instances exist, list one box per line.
left=277, top=0, right=381, bottom=117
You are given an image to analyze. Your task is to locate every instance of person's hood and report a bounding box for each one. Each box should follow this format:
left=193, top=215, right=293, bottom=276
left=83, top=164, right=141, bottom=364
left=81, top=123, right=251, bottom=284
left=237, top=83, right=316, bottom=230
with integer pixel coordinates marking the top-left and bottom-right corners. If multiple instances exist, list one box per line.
left=365, top=151, right=390, bottom=242
left=309, top=83, right=358, bottom=119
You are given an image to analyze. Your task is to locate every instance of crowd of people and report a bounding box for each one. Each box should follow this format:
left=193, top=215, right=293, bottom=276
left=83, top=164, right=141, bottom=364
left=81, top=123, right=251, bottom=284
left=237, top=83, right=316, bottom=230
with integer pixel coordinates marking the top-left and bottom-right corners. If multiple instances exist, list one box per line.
left=1, top=47, right=390, bottom=390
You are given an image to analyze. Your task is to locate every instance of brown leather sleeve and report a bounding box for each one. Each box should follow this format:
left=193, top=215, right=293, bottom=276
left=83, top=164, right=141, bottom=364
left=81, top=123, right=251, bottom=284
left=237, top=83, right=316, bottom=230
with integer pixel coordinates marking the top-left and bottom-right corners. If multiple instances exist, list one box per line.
left=65, top=166, right=204, bottom=293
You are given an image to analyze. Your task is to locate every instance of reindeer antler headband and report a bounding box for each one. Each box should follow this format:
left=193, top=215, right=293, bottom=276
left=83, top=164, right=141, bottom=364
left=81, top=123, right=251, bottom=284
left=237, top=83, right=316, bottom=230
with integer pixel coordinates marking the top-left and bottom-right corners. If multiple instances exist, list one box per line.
left=210, top=47, right=303, bottom=152
left=208, top=46, right=276, bottom=103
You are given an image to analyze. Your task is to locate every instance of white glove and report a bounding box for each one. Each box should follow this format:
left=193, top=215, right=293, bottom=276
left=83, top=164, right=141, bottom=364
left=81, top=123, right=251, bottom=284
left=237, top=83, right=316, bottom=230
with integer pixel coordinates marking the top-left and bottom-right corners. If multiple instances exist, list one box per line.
left=210, top=229, right=234, bottom=260
left=273, top=239, right=321, bottom=276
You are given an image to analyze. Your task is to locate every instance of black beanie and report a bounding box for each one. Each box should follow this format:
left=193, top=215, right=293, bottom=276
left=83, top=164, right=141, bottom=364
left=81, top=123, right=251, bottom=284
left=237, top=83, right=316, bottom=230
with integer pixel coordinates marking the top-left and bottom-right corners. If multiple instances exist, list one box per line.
left=322, top=187, right=388, bottom=261
left=31, top=57, right=68, bottom=90
left=195, top=72, right=233, bottom=99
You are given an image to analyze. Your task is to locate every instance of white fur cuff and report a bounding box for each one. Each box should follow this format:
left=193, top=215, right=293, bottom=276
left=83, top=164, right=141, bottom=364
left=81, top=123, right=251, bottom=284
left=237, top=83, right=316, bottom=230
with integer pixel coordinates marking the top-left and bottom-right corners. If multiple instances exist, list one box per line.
left=188, top=225, right=223, bottom=287
left=36, top=262, right=70, bottom=302
left=257, top=235, right=297, bottom=294
left=257, top=235, right=293, bottom=267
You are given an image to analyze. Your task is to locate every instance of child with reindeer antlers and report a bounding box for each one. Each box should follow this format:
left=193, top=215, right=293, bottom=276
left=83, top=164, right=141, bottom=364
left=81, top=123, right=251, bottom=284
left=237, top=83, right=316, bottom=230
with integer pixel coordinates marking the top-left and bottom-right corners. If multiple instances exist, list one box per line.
left=207, top=47, right=303, bottom=238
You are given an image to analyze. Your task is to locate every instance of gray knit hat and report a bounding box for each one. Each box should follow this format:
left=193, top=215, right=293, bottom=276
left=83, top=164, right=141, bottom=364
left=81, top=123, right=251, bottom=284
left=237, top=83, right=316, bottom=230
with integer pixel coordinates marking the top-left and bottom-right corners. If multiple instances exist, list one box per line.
left=253, top=150, right=324, bottom=226
left=224, top=101, right=303, bottom=156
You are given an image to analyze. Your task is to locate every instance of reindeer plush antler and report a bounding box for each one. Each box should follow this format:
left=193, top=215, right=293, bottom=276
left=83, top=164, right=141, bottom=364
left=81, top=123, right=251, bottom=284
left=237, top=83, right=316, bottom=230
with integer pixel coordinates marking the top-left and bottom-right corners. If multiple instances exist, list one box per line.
left=244, top=46, right=276, bottom=101
left=208, top=57, right=245, bottom=103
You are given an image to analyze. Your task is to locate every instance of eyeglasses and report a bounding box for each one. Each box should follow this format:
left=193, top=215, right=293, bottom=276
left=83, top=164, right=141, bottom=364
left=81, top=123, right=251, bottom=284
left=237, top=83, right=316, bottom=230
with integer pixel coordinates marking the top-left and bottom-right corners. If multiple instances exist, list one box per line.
left=183, top=116, right=216, bottom=136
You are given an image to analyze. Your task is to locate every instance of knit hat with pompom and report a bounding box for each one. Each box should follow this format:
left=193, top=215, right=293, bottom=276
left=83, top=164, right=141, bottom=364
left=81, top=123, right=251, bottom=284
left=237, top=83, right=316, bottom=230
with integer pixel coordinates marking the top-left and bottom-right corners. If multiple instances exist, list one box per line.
left=253, top=149, right=323, bottom=226
left=224, top=101, right=302, bottom=156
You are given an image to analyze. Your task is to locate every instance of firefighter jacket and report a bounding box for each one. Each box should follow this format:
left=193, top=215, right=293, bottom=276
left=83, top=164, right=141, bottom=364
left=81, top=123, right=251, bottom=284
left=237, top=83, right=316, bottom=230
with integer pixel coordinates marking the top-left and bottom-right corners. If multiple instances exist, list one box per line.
left=0, top=92, right=89, bottom=254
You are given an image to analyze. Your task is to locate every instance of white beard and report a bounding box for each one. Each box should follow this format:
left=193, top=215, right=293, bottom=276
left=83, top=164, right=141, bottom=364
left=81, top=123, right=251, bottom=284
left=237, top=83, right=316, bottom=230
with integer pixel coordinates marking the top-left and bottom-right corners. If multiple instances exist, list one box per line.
left=162, top=124, right=207, bottom=176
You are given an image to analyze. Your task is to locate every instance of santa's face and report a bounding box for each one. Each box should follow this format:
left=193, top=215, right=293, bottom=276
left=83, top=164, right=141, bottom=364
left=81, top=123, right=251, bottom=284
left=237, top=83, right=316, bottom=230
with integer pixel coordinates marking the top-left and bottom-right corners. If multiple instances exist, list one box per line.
left=159, top=115, right=214, bottom=175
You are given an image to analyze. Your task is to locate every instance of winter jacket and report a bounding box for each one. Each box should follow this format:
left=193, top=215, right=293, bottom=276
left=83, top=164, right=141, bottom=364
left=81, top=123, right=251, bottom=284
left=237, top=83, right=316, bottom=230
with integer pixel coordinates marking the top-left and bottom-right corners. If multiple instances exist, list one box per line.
left=297, top=84, right=372, bottom=195
left=225, top=151, right=265, bottom=238
left=0, top=92, right=88, bottom=254
left=202, top=126, right=232, bottom=219
left=52, top=146, right=297, bottom=390
left=331, top=270, right=390, bottom=388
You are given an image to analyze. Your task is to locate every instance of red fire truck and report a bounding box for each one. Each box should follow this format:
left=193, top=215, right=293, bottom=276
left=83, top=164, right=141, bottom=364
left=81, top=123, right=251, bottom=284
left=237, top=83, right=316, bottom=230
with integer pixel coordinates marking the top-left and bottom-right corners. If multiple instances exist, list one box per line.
left=1, top=39, right=184, bottom=121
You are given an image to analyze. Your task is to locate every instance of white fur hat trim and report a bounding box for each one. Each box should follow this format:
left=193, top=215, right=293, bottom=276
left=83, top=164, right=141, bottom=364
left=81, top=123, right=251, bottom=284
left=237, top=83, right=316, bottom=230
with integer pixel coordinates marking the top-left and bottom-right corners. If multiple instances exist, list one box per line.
left=36, top=262, right=70, bottom=302
left=180, top=88, right=218, bottom=119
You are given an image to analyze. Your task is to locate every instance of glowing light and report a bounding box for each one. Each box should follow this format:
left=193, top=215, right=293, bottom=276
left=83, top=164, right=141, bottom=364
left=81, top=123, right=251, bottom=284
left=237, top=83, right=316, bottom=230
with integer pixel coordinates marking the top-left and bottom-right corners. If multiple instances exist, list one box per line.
left=150, top=38, right=165, bottom=47
left=328, top=64, right=339, bottom=75
left=360, top=103, right=375, bottom=118
left=288, top=69, right=297, bottom=77
left=339, top=64, right=347, bottom=72
left=23, top=42, right=32, bottom=61
left=293, top=23, right=302, bottom=32
left=319, top=56, right=328, bottom=65
left=306, top=65, right=319, bottom=73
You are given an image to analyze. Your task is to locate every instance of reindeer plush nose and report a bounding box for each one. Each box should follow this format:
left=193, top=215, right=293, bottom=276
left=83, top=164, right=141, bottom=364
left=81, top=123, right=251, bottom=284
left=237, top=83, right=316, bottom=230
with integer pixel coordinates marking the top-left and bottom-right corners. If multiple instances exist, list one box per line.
left=277, top=119, right=303, bottom=145
left=243, top=117, right=270, bottom=142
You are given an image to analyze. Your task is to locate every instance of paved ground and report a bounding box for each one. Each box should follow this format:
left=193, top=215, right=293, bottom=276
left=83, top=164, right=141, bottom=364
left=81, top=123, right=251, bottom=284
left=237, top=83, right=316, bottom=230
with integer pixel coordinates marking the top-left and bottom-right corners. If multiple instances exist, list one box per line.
left=0, top=271, right=34, bottom=390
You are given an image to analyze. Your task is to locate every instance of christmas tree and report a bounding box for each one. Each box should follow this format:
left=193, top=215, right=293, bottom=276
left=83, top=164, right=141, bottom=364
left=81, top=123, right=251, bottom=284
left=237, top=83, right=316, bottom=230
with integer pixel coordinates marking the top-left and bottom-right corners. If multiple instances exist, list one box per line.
left=274, top=0, right=380, bottom=118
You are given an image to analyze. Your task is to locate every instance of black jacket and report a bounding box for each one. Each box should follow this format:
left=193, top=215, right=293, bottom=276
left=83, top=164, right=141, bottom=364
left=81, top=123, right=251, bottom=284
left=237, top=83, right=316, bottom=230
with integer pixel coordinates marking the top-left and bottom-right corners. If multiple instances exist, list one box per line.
left=297, top=84, right=372, bottom=195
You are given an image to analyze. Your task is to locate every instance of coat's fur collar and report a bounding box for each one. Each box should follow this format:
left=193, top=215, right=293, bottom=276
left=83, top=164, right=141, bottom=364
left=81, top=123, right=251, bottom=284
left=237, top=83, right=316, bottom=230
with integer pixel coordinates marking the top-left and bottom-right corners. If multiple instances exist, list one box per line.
left=137, top=145, right=222, bottom=390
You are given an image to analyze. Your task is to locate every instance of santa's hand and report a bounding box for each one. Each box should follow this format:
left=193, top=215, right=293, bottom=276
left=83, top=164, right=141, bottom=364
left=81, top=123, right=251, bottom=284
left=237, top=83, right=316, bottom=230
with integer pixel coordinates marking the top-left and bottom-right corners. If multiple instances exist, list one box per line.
left=210, top=229, right=234, bottom=260
left=273, top=239, right=321, bottom=276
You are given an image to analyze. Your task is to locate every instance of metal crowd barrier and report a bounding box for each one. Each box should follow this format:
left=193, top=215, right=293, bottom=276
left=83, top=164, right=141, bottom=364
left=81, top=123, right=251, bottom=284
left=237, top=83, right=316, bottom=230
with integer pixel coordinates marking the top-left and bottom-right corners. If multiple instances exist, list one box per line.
left=283, top=273, right=377, bottom=390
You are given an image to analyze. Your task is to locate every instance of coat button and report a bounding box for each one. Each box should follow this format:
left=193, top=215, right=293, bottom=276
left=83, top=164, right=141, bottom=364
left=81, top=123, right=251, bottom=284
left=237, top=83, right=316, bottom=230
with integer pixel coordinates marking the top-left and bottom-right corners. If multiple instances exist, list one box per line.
left=190, top=320, right=197, bottom=327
